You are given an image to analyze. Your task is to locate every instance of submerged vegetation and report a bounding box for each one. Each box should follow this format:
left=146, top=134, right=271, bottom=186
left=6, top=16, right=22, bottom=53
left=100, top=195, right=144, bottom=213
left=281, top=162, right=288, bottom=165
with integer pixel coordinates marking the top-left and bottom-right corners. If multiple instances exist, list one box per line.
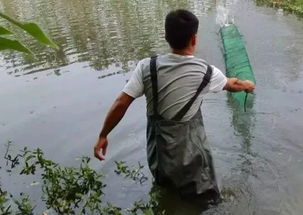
left=0, top=143, right=163, bottom=215
left=256, top=0, right=303, bottom=16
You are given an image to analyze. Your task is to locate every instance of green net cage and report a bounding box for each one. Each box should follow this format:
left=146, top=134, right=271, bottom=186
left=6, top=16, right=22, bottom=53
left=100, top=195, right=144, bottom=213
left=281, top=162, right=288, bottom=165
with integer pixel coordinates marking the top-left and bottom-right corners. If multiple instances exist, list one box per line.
left=220, top=24, right=256, bottom=109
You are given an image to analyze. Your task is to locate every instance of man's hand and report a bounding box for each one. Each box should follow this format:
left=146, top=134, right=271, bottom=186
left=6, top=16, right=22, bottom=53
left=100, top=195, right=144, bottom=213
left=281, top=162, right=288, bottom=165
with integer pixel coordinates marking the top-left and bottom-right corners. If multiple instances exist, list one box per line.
left=94, top=136, right=108, bottom=161
left=94, top=92, right=135, bottom=161
left=243, top=80, right=255, bottom=93
left=224, top=78, right=255, bottom=93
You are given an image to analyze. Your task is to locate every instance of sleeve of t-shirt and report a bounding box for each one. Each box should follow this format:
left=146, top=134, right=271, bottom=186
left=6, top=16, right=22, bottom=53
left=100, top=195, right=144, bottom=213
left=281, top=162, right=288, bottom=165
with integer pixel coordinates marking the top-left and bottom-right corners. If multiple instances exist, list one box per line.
left=122, top=60, right=144, bottom=98
left=208, top=65, right=228, bottom=92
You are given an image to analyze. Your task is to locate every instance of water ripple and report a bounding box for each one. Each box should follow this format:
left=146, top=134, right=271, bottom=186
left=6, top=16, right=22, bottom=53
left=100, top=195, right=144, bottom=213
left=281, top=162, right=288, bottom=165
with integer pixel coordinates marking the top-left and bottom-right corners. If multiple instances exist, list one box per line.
left=0, top=0, right=215, bottom=77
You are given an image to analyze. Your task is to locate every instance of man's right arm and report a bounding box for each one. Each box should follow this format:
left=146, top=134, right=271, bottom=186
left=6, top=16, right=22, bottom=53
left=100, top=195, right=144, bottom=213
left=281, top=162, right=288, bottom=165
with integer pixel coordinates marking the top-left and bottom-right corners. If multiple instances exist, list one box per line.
left=94, top=92, right=134, bottom=161
left=207, top=65, right=255, bottom=93
left=223, top=78, right=255, bottom=93
left=94, top=59, right=145, bottom=161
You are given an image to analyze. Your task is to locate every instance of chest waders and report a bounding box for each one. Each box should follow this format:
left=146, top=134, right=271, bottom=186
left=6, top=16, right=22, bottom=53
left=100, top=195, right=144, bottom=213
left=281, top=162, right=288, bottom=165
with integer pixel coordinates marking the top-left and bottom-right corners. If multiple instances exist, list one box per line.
left=146, top=56, right=220, bottom=199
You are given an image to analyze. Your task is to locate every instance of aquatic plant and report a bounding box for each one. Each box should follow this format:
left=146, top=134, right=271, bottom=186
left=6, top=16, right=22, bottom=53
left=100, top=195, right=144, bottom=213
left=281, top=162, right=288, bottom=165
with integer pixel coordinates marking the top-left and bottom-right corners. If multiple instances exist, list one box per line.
left=256, top=0, right=303, bottom=16
left=0, top=144, right=164, bottom=214
left=114, top=161, right=148, bottom=184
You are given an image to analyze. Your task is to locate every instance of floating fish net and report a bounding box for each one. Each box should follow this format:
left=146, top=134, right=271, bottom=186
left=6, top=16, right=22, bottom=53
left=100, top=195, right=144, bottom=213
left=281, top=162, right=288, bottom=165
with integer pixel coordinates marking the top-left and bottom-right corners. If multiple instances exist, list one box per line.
left=220, top=24, right=256, bottom=109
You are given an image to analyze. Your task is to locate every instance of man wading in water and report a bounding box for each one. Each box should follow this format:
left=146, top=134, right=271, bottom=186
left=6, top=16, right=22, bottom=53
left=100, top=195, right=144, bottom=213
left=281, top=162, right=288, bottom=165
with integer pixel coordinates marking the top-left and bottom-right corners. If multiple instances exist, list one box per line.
left=94, top=10, right=255, bottom=202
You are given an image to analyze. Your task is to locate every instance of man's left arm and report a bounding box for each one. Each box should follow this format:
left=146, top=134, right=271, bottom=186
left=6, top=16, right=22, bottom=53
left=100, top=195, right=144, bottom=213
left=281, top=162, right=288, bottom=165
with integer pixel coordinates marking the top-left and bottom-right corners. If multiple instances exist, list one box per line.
left=94, top=92, right=134, bottom=161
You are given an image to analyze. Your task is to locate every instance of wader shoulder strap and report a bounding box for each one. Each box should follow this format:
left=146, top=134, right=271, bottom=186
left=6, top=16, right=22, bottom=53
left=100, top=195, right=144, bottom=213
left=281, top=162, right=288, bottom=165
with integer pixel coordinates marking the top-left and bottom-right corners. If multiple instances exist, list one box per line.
left=172, top=65, right=213, bottom=121
left=150, top=56, right=159, bottom=117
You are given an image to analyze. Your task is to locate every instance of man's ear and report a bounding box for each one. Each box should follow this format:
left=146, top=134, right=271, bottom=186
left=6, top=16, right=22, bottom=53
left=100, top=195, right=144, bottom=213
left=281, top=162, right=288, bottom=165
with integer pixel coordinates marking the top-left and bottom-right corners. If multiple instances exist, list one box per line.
left=191, top=34, right=197, bottom=46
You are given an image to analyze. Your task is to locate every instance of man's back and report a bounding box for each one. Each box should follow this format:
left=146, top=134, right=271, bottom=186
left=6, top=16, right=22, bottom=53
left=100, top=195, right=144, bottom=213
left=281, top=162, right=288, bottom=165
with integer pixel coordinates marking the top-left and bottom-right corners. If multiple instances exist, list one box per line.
left=123, top=53, right=227, bottom=121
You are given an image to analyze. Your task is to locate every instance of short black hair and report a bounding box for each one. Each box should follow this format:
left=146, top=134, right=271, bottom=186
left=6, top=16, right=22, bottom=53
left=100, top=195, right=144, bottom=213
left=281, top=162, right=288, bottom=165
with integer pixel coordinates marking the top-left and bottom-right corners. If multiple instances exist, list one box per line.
left=165, top=9, right=199, bottom=50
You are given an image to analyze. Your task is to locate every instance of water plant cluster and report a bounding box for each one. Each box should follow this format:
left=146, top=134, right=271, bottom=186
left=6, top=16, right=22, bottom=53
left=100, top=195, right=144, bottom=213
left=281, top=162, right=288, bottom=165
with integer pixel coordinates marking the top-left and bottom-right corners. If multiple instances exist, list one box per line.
left=0, top=143, right=165, bottom=215
left=256, top=0, right=303, bottom=16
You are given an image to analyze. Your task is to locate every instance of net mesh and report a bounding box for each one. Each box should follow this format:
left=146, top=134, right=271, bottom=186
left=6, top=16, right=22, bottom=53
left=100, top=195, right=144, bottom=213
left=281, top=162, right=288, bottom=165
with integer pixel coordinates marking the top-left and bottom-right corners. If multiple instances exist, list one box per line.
left=220, top=24, right=256, bottom=108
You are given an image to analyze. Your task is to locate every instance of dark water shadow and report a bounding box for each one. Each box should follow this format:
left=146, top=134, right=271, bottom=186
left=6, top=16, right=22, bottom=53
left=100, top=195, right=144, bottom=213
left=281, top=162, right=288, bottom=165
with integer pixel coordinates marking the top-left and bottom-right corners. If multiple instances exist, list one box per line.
left=148, top=184, right=219, bottom=215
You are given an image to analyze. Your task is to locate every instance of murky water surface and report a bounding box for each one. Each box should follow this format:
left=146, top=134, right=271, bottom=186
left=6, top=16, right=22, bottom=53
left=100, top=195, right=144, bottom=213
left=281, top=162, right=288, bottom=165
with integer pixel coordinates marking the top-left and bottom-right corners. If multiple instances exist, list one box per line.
left=1, top=0, right=303, bottom=214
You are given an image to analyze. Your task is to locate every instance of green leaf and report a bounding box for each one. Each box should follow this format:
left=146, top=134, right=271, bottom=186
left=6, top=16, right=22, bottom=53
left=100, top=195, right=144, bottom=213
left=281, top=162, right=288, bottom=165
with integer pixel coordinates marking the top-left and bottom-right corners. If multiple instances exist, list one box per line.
left=0, top=36, right=33, bottom=55
left=0, top=26, right=12, bottom=35
left=144, top=209, right=154, bottom=215
left=0, top=12, right=59, bottom=49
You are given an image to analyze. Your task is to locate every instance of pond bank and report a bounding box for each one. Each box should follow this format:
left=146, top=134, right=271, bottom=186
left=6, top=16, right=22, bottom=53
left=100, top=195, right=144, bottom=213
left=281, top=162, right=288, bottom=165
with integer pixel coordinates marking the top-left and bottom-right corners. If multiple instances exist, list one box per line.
left=256, top=0, right=303, bottom=16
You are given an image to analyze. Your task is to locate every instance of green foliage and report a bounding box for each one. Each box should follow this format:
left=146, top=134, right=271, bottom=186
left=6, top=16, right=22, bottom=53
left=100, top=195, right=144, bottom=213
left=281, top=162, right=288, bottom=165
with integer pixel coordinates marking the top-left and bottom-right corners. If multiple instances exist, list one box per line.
left=0, top=189, right=34, bottom=215
left=1, top=145, right=166, bottom=215
left=14, top=193, right=35, bottom=215
left=0, top=26, right=12, bottom=35
left=20, top=148, right=105, bottom=214
left=114, top=161, right=148, bottom=184
left=0, top=189, right=12, bottom=215
left=0, top=37, right=33, bottom=55
left=129, top=191, right=165, bottom=215
left=102, top=203, right=123, bottom=215
left=256, top=0, right=303, bottom=16
left=0, top=12, right=58, bottom=55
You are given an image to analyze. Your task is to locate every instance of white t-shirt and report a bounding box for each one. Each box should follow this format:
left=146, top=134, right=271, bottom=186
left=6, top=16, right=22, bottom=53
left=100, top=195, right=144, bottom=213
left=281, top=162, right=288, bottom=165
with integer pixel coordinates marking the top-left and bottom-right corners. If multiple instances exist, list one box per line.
left=123, top=53, right=227, bottom=121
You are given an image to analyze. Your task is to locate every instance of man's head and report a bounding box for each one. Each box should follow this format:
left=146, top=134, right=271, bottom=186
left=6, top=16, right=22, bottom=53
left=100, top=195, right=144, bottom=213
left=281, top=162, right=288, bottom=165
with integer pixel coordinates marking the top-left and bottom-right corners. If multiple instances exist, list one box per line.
left=165, top=9, right=199, bottom=51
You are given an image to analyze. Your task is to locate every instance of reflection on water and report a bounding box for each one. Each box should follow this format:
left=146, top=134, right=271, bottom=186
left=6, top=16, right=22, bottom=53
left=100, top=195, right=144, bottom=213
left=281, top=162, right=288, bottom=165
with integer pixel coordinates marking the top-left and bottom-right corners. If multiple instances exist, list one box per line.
left=0, top=0, right=215, bottom=76
left=224, top=93, right=257, bottom=213
left=227, top=93, right=256, bottom=155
